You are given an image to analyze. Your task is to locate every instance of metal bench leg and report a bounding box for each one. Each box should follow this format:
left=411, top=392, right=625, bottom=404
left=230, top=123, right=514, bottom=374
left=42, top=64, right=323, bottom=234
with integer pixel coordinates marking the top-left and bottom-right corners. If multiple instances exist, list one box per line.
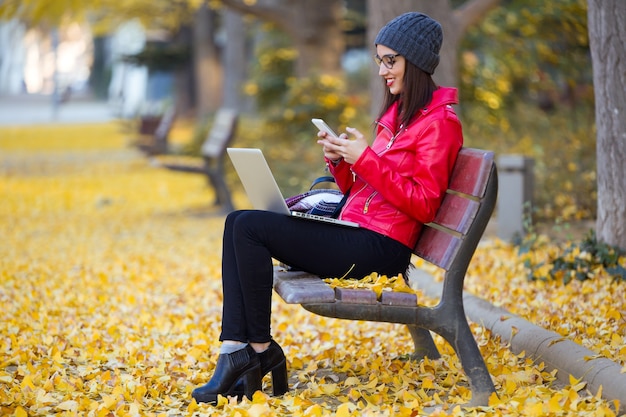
left=205, top=171, right=222, bottom=206
left=439, top=320, right=496, bottom=406
left=207, top=171, right=233, bottom=212
left=204, top=158, right=234, bottom=212
left=407, top=325, right=441, bottom=360
left=153, top=135, right=168, bottom=155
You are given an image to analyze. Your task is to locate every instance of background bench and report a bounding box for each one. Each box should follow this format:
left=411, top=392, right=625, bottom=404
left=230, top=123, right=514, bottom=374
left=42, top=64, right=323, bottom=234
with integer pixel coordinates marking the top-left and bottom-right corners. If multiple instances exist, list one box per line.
left=134, top=106, right=177, bottom=156
left=273, top=147, right=499, bottom=406
left=154, top=108, right=238, bottom=212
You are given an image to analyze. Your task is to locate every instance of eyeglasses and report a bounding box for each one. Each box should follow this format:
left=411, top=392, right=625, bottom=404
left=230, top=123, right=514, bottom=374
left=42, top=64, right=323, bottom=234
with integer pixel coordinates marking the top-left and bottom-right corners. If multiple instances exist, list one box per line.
left=374, top=53, right=401, bottom=69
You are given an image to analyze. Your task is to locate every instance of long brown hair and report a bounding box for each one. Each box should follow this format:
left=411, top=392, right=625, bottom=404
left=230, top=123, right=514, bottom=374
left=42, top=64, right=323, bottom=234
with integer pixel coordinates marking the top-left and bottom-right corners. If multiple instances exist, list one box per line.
left=377, top=61, right=437, bottom=128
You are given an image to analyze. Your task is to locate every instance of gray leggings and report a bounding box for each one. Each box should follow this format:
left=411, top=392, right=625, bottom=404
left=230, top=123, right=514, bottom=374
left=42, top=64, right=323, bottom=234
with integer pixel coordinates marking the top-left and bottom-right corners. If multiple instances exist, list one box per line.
left=219, top=210, right=412, bottom=343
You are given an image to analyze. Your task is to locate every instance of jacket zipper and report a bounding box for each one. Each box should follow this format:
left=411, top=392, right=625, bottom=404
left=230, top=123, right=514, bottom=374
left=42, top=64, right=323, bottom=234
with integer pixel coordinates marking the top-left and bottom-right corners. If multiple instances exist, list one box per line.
left=375, top=120, right=405, bottom=151
left=342, top=183, right=367, bottom=217
left=385, top=124, right=405, bottom=150
left=348, top=122, right=403, bottom=215
left=363, top=191, right=377, bottom=214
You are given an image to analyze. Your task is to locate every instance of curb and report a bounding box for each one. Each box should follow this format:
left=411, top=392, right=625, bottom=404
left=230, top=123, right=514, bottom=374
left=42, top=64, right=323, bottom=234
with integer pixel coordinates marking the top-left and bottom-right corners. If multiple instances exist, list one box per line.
left=409, top=268, right=626, bottom=413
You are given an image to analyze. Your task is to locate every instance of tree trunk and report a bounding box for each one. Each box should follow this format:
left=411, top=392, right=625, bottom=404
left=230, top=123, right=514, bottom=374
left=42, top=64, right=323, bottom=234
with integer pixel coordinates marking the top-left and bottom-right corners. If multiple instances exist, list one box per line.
left=588, top=0, right=626, bottom=250
left=367, top=0, right=501, bottom=117
left=286, top=0, right=344, bottom=77
left=193, top=2, right=222, bottom=117
left=173, top=25, right=194, bottom=116
left=406, top=0, right=460, bottom=89
left=367, top=0, right=421, bottom=117
left=222, top=9, right=247, bottom=110
left=221, top=0, right=344, bottom=77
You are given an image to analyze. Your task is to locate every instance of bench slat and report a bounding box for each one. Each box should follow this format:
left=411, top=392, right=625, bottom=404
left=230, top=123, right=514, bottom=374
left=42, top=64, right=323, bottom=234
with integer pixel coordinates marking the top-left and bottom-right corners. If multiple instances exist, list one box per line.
left=448, top=149, right=493, bottom=198
left=430, top=193, right=479, bottom=235
left=273, top=267, right=418, bottom=306
left=273, top=268, right=336, bottom=304
left=154, top=107, right=176, bottom=141
left=335, top=288, right=377, bottom=304
left=413, top=226, right=462, bottom=270
left=380, top=291, right=417, bottom=306
left=201, top=109, right=238, bottom=158
left=412, top=148, right=491, bottom=269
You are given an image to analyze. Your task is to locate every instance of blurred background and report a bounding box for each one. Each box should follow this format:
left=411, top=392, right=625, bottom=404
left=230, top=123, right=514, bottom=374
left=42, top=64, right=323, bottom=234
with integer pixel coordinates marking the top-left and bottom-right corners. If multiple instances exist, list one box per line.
left=0, top=0, right=594, bottom=224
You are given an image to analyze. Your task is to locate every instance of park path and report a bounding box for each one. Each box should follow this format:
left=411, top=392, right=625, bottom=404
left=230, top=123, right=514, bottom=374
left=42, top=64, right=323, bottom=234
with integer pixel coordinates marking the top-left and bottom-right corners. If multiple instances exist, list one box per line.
left=0, top=94, right=114, bottom=126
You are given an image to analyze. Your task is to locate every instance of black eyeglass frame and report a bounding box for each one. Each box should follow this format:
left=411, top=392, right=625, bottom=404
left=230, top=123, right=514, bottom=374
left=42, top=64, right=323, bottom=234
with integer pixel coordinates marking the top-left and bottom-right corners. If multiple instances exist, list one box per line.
left=374, top=53, right=401, bottom=69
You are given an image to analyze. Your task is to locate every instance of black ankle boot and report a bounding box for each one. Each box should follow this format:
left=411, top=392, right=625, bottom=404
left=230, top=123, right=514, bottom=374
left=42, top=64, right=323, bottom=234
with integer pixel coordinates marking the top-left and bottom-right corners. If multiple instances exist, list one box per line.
left=234, top=339, right=289, bottom=396
left=192, top=345, right=262, bottom=404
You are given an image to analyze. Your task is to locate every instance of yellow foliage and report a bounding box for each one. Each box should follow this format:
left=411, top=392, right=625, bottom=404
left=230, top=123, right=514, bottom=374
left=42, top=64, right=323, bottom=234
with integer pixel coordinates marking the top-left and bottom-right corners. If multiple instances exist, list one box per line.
left=0, top=123, right=623, bottom=416
left=324, top=272, right=417, bottom=301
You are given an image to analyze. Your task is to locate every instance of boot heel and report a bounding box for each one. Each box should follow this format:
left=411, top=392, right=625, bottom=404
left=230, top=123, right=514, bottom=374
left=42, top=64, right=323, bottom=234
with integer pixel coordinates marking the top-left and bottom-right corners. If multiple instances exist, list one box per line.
left=242, top=366, right=263, bottom=399
left=269, top=358, right=289, bottom=396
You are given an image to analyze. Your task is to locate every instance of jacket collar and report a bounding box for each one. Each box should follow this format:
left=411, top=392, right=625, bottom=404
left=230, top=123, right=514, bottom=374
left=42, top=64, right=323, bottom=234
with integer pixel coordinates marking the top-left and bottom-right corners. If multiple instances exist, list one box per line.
left=419, top=87, right=458, bottom=116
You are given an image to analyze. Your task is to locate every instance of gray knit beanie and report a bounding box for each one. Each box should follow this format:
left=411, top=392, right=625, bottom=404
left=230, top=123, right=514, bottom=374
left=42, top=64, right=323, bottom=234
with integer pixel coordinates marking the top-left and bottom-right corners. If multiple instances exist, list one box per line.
left=374, top=12, right=443, bottom=74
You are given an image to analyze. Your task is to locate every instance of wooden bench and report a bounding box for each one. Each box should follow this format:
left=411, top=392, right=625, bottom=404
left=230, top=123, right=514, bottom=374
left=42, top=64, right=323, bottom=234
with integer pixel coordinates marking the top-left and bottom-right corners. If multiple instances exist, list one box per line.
left=135, top=106, right=177, bottom=156
left=156, top=108, right=238, bottom=212
left=273, top=147, right=498, bottom=406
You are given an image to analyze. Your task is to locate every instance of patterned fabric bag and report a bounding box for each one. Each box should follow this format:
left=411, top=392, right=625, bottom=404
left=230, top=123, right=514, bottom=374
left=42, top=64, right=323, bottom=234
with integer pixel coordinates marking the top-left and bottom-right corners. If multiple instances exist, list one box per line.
left=285, top=176, right=344, bottom=217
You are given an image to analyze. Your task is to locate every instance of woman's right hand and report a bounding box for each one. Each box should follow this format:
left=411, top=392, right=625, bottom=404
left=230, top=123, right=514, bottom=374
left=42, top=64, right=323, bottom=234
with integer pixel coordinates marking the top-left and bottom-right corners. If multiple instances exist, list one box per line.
left=317, top=131, right=344, bottom=162
left=317, top=127, right=368, bottom=165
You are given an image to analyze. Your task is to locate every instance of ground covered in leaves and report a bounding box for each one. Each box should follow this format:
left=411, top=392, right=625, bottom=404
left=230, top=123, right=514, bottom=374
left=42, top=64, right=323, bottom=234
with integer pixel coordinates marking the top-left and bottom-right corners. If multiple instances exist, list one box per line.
left=1, top=123, right=624, bottom=416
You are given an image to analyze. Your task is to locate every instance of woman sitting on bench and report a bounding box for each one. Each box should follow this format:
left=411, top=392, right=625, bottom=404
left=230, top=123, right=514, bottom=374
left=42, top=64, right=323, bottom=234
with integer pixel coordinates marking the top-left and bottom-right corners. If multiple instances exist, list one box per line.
left=191, top=12, right=464, bottom=404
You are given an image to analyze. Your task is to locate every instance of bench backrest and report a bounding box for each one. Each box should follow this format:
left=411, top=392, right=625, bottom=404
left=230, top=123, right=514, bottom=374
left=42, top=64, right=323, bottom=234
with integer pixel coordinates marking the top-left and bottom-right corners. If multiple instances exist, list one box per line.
left=154, top=106, right=177, bottom=141
left=201, top=108, right=239, bottom=158
left=413, top=148, right=497, bottom=271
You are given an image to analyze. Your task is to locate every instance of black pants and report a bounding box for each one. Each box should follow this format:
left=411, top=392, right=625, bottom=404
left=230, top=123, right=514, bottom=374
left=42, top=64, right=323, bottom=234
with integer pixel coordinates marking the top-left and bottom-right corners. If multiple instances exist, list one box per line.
left=220, top=210, right=412, bottom=343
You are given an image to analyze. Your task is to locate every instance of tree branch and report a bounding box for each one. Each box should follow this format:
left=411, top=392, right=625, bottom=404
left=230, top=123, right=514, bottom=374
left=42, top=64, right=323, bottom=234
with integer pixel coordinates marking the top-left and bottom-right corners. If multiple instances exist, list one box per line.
left=219, top=0, right=292, bottom=29
left=453, top=0, right=502, bottom=35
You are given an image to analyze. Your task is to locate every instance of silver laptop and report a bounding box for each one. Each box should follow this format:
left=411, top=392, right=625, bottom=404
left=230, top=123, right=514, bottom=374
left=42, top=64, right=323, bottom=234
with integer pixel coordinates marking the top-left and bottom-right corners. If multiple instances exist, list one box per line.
left=227, top=148, right=359, bottom=228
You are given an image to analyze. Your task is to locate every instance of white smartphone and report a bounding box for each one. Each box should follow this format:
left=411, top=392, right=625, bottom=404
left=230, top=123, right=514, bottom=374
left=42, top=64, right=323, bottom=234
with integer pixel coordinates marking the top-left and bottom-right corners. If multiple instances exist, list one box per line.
left=311, top=118, right=340, bottom=140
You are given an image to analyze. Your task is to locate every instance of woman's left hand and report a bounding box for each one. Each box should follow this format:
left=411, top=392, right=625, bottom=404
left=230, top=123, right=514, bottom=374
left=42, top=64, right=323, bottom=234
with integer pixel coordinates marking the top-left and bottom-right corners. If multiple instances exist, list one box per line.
left=317, top=127, right=368, bottom=165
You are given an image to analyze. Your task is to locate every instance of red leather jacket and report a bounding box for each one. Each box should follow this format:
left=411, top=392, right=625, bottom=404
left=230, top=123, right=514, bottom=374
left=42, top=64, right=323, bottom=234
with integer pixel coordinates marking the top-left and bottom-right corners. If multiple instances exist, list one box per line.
left=328, top=87, right=463, bottom=248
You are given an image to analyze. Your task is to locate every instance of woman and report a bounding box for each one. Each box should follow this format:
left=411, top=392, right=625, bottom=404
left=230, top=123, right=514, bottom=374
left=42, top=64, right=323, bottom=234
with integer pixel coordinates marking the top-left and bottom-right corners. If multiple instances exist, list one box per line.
left=191, top=12, right=463, bottom=404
